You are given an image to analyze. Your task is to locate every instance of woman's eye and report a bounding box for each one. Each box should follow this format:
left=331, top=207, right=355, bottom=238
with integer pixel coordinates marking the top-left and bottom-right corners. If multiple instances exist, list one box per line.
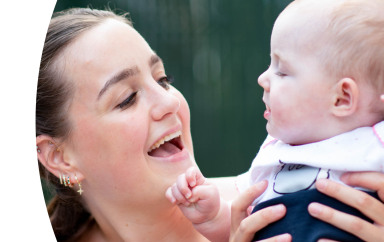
left=157, top=75, right=174, bottom=90
left=117, top=92, right=137, bottom=110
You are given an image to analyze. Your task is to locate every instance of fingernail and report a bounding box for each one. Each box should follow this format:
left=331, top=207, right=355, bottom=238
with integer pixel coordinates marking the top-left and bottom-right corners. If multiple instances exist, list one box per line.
left=273, top=204, right=285, bottom=214
left=316, top=179, right=327, bottom=191
left=308, top=202, right=322, bottom=217
left=260, top=180, right=268, bottom=187
left=247, top=206, right=254, bottom=215
left=277, top=233, right=291, bottom=242
left=190, top=181, right=196, bottom=187
left=185, top=192, right=192, bottom=199
left=253, top=180, right=268, bottom=192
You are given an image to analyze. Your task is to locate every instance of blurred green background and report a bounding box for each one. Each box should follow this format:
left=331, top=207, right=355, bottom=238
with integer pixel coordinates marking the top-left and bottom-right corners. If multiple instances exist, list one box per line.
left=43, top=0, right=292, bottom=202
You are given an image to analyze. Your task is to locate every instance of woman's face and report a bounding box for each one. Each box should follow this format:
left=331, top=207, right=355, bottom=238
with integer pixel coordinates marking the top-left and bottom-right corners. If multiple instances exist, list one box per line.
left=59, top=19, right=195, bottom=207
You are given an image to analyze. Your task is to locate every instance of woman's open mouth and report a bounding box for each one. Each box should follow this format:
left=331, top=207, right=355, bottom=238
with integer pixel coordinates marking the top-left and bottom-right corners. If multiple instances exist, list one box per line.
left=148, top=131, right=184, bottom=157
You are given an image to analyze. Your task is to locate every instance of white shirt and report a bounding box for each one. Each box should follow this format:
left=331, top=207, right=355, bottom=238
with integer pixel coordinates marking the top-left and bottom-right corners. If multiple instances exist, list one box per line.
left=237, top=121, right=384, bottom=205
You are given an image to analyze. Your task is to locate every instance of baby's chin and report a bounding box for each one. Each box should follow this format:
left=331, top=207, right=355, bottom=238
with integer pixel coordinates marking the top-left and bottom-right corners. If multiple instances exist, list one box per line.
left=282, top=136, right=320, bottom=146
left=268, top=130, right=306, bottom=146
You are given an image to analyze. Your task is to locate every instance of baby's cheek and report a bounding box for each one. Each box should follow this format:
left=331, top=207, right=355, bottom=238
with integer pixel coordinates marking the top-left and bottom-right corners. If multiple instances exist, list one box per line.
left=270, top=104, right=297, bottom=137
left=270, top=101, right=285, bottom=123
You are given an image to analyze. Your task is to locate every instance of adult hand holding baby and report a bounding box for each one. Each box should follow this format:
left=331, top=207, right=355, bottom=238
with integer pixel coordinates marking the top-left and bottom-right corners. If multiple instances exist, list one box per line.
left=230, top=181, right=291, bottom=242
left=309, top=172, right=384, bottom=242
left=230, top=172, right=384, bottom=242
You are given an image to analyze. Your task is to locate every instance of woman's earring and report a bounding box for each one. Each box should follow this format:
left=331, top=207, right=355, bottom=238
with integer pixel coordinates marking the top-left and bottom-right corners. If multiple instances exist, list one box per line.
left=67, top=176, right=73, bottom=187
left=37, top=146, right=41, bottom=153
left=62, top=174, right=68, bottom=186
left=74, top=174, right=83, bottom=195
left=59, top=173, right=63, bottom=185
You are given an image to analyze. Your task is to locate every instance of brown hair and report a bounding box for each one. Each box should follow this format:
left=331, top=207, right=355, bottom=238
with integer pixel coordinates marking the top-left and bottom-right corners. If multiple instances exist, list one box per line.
left=36, top=8, right=132, bottom=241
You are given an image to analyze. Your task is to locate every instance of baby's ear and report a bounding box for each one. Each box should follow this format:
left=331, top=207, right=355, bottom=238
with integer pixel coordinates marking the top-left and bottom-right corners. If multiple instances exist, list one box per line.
left=331, top=78, right=358, bottom=117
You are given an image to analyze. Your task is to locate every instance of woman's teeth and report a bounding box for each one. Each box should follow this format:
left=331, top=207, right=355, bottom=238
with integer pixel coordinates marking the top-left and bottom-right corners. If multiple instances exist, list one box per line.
left=149, top=131, right=182, bottom=152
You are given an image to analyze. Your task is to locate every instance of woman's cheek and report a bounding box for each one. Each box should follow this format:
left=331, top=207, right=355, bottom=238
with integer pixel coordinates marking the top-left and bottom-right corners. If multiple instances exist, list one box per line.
left=176, top=92, right=193, bottom=150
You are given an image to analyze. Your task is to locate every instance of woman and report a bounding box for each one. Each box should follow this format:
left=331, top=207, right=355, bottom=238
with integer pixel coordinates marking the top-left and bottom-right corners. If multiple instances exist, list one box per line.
left=36, top=8, right=384, bottom=241
left=37, top=8, right=202, bottom=241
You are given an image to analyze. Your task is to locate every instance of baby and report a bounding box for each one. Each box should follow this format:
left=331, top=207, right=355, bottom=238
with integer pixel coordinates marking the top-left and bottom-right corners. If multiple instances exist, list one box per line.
left=166, top=0, right=384, bottom=241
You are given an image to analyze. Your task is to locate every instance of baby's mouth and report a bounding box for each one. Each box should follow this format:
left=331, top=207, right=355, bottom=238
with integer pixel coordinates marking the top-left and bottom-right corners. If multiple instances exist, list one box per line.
left=148, top=131, right=183, bottom=157
left=263, top=104, right=271, bottom=119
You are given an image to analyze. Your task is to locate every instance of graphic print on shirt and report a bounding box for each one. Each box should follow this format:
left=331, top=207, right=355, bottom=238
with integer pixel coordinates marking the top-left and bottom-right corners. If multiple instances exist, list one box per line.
left=273, top=161, right=330, bottom=194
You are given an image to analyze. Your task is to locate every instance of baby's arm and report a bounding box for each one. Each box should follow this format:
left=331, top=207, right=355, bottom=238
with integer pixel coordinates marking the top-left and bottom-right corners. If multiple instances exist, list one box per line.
left=165, top=167, right=231, bottom=242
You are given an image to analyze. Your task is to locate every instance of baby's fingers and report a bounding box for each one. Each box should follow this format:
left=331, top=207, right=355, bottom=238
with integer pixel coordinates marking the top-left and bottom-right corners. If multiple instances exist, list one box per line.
left=177, top=173, right=193, bottom=200
left=190, top=184, right=220, bottom=206
left=165, top=187, right=176, bottom=204
left=171, top=183, right=191, bottom=206
left=185, top=166, right=205, bottom=187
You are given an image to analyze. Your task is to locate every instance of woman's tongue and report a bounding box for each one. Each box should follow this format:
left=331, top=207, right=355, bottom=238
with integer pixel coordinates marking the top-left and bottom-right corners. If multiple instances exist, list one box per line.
left=149, top=141, right=181, bottom=157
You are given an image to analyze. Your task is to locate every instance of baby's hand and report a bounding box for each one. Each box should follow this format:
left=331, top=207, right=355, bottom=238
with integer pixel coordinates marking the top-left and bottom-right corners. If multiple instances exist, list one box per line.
left=166, top=166, right=205, bottom=205
left=165, top=166, right=220, bottom=224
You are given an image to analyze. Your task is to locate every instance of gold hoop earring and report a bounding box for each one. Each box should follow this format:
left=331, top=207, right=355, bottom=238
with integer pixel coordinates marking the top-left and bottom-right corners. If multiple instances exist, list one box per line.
left=74, top=175, right=83, bottom=195
left=59, top=173, right=63, bottom=185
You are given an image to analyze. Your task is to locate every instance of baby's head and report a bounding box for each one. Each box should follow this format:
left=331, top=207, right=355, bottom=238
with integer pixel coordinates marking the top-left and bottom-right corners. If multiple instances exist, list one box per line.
left=258, top=0, right=384, bottom=145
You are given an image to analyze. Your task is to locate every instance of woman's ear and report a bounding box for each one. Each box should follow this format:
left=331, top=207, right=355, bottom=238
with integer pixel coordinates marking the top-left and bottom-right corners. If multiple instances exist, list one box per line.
left=36, top=135, right=70, bottom=179
left=331, top=77, right=358, bottom=117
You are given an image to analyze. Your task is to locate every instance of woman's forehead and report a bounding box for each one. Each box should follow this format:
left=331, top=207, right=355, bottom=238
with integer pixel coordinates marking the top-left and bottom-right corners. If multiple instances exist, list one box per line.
left=69, top=19, right=149, bottom=61
left=60, top=19, right=154, bottom=85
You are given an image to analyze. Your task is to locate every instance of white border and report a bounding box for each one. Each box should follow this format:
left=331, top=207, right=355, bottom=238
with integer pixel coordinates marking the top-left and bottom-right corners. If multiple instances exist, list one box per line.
left=0, top=1, right=57, bottom=241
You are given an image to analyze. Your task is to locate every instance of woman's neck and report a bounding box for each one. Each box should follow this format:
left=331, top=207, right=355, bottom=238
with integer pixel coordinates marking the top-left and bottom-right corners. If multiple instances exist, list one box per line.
left=80, top=201, right=208, bottom=242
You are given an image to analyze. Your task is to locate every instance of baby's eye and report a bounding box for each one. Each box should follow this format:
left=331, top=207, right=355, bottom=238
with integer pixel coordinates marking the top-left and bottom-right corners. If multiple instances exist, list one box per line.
left=275, top=71, right=287, bottom=77
left=157, top=75, right=174, bottom=90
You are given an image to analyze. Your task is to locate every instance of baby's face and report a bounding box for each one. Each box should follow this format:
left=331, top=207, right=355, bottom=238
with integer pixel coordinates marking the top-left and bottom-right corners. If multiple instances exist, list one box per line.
left=257, top=3, right=336, bottom=145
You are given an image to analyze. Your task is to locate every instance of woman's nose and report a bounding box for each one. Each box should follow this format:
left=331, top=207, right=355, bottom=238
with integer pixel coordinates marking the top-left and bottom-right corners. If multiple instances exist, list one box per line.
left=258, top=70, right=270, bottom=91
left=150, top=85, right=180, bottom=121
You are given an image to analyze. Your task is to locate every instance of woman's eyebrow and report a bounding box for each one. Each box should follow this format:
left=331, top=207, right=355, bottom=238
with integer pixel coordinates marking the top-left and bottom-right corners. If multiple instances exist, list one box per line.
left=97, top=54, right=163, bottom=101
left=97, top=66, right=139, bottom=100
